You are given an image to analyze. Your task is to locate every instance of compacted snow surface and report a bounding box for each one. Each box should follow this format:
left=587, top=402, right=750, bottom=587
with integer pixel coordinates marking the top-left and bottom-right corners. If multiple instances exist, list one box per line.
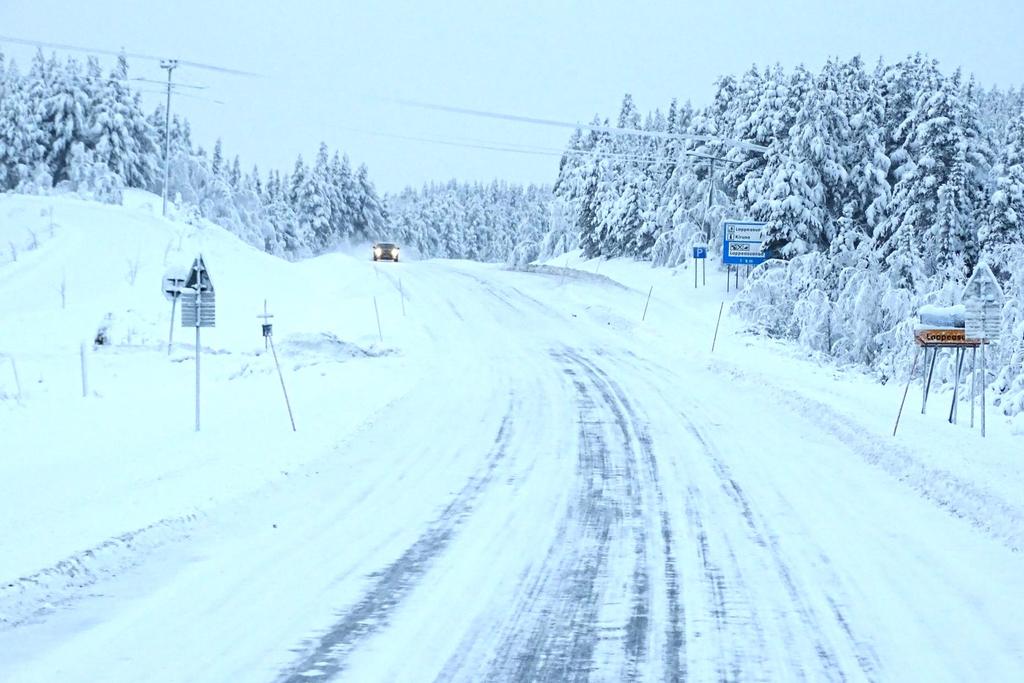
left=1, top=192, right=1022, bottom=682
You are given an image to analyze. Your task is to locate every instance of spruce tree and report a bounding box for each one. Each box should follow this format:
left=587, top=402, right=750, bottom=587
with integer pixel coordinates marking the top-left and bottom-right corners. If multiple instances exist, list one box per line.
left=983, top=114, right=1024, bottom=272
left=45, top=57, right=92, bottom=182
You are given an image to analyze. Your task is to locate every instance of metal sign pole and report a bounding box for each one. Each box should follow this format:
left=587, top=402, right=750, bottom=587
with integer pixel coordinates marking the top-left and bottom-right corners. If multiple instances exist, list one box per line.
left=195, top=288, right=201, bottom=432
left=970, top=347, right=977, bottom=428
left=921, top=347, right=939, bottom=414
left=168, top=295, right=177, bottom=355
left=981, top=340, right=987, bottom=438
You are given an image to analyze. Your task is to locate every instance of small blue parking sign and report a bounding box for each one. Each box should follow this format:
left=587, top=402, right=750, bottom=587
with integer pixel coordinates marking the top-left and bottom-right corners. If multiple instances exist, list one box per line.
left=693, top=245, right=707, bottom=259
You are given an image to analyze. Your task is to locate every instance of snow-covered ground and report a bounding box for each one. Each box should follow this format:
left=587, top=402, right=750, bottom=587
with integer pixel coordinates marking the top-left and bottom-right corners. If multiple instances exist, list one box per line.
left=1, top=192, right=1022, bottom=681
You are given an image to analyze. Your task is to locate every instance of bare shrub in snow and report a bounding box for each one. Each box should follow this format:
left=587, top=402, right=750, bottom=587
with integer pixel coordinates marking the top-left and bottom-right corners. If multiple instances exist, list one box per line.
left=507, top=239, right=541, bottom=271
left=125, top=256, right=140, bottom=285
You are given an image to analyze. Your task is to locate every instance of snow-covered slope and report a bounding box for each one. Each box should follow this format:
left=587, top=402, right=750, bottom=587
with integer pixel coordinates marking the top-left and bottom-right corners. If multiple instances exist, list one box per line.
left=1, top=193, right=1022, bottom=682
left=0, top=191, right=420, bottom=612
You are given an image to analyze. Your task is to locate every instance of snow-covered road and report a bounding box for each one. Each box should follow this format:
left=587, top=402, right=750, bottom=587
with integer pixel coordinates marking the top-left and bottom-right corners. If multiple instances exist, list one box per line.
left=2, top=250, right=1023, bottom=682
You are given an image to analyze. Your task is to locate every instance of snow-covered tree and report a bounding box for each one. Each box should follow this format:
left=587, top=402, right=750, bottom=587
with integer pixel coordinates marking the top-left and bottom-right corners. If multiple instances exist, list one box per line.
left=90, top=53, right=157, bottom=187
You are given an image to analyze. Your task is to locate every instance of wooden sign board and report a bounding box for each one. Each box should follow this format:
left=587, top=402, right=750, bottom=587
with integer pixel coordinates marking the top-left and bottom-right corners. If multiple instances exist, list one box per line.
left=915, top=328, right=982, bottom=348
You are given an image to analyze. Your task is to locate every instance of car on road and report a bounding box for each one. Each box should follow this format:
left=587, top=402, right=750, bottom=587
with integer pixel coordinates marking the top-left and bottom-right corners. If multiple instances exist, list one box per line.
left=372, top=242, right=400, bottom=262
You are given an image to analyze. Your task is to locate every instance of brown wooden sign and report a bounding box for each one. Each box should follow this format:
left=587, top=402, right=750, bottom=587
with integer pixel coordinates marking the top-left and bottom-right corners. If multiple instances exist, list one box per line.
left=915, top=328, right=982, bottom=347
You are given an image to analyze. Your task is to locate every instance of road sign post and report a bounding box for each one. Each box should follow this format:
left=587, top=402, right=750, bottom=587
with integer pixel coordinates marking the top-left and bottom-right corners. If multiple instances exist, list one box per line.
left=722, top=221, right=767, bottom=292
left=693, top=245, right=707, bottom=289
left=163, top=268, right=189, bottom=355
left=962, top=263, right=1003, bottom=438
left=181, top=255, right=215, bottom=432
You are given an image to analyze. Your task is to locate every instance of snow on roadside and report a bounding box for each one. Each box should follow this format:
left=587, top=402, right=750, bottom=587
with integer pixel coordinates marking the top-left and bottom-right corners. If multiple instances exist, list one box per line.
left=534, top=250, right=1023, bottom=550
left=0, top=191, right=423, bottom=625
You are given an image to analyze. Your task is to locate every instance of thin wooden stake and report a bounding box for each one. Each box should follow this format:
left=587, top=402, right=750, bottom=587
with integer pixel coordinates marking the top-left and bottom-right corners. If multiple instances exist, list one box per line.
left=80, top=342, right=88, bottom=398
left=711, top=302, right=725, bottom=353
left=269, top=335, right=296, bottom=432
left=893, top=347, right=922, bottom=436
left=373, top=296, right=383, bottom=342
left=642, top=285, right=653, bottom=321
left=8, top=356, right=21, bottom=398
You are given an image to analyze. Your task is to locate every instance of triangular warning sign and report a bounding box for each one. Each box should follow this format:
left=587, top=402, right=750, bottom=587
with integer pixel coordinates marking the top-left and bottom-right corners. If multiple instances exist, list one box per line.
left=962, top=262, right=1002, bottom=304
left=185, top=255, right=214, bottom=293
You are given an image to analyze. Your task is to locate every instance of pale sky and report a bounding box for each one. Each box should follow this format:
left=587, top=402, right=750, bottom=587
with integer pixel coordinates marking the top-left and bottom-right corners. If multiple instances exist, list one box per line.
left=2, top=0, right=1022, bottom=192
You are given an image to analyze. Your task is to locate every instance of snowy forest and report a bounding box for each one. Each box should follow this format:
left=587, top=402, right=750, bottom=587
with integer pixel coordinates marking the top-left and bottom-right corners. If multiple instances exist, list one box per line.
left=549, top=55, right=1024, bottom=416
left=3, top=47, right=1023, bottom=415
left=0, top=48, right=394, bottom=258
left=384, top=181, right=553, bottom=263
left=0, top=48, right=552, bottom=263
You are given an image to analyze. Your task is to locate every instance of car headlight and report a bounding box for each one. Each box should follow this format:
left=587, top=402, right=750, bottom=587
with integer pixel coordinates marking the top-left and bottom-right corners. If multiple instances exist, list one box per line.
left=374, top=248, right=382, bottom=255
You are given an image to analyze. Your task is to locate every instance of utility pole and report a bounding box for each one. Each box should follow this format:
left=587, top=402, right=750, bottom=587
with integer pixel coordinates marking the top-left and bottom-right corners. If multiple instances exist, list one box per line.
left=160, top=59, right=178, bottom=218
left=688, top=152, right=741, bottom=244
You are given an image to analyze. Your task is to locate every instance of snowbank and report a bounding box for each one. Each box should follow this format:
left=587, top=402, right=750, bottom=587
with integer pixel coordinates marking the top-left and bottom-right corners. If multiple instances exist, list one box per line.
left=0, top=191, right=420, bottom=625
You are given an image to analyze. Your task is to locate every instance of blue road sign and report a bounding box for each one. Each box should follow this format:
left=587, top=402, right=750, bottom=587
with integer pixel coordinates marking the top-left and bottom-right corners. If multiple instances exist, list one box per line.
left=722, top=221, right=767, bottom=266
left=693, top=245, right=707, bottom=259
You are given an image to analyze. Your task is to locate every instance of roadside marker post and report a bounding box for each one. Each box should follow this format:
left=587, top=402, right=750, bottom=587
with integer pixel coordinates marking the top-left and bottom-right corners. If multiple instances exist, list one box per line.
left=893, top=347, right=922, bottom=436
left=642, top=286, right=653, bottom=322
left=373, top=296, right=383, bottom=342
left=258, top=301, right=296, bottom=432
left=400, top=278, right=406, bottom=317
left=711, top=302, right=725, bottom=353
left=5, top=355, right=21, bottom=399
left=80, top=342, right=88, bottom=398
left=181, top=255, right=215, bottom=432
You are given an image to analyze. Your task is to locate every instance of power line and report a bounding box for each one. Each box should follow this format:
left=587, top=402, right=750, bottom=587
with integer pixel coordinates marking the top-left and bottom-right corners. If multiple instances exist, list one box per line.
left=333, top=124, right=677, bottom=166
left=134, top=77, right=207, bottom=90
left=390, top=98, right=770, bottom=154
left=136, top=88, right=225, bottom=105
left=0, top=33, right=259, bottom=215
left=0, top=34, right=260, bottom=76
